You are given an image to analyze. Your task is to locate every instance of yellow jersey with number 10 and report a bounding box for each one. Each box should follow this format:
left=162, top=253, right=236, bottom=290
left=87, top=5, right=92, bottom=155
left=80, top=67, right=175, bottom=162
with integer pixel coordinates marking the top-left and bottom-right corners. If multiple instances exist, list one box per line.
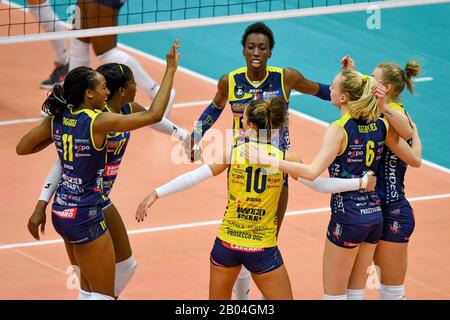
left=218, top=140, right=285, bottom=248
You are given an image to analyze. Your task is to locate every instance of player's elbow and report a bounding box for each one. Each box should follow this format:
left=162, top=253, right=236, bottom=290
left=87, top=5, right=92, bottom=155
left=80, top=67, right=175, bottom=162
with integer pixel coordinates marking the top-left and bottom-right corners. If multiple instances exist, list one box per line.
left=410, top=158, right=422, bottom=168
left=16, top=144, right=29, bottom=155
left=151, top=110, right=165, bottom=124
left=303, top=171, right=320, bottom=181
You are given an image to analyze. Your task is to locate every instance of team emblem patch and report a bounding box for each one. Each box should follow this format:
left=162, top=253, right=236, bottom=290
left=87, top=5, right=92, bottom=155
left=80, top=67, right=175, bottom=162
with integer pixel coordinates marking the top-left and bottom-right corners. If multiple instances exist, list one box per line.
left=234, top=85, right=245, bottom=99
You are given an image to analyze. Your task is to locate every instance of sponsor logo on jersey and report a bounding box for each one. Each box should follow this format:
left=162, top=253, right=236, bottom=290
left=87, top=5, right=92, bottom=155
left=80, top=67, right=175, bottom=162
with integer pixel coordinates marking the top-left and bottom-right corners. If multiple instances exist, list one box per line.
left=333, top=223, right=342, bottom=241
left=221, top=241, right=264, bottom=252
left=262, top=90, right=281, bottom=99
left=389, top=221, right=400, bottom=234
left=52, top=207, right=78, bottom=219
left=104, top=164, right=120, bottom=177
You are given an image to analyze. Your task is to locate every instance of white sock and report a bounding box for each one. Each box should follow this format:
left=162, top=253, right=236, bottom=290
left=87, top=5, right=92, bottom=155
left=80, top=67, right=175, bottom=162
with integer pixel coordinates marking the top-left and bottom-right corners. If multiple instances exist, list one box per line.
left=69, top=38, right=90, bottom=71
left=89, top=292, right=114, bottom=300
left=77, top=289, right=91, bottom=300
left=347, top=289, right=365, bottom=300
left=28, top=1, right=68, bottom=65
left=379, top=284, right=405, bottom=300
left=150, top=117, right=188, bottom=140
left=233, top=267, right=251, bottom=300
left=97, top=48, right=157, bottom=97
left=114, top=256, right=137, bottom=297
left=323, top=293, right=347, bottom=300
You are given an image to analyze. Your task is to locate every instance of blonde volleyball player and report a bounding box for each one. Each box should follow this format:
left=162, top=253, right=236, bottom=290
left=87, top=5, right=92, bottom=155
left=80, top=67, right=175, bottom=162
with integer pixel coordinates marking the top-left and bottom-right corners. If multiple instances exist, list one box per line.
left=342, top=56, right=422, bottom=300
left=244, top=70, right=422, bottom=300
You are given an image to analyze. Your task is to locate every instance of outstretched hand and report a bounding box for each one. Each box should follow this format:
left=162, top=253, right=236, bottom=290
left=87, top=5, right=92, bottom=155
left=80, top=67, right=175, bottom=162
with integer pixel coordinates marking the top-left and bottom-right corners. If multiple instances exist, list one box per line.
left=340, top=55, right=355, bottom=71
left=182, top=136, right=202, bottom=162
left=166, top=39, right=180, bottom=72
left=136, top=191, right=158, bottom=223
left=372, top=81, right=387, bottom=111
left=362, top=171, right=377, bottom=192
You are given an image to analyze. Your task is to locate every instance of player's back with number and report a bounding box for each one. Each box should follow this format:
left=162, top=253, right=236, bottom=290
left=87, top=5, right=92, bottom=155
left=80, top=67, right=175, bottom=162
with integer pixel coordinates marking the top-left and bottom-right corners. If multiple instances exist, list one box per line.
left=52, top=107, right=107, bottom=208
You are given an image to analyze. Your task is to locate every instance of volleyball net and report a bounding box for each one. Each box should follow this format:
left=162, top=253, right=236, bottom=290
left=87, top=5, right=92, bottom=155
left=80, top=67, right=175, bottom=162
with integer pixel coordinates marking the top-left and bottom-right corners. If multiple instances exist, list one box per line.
left=1, top=0, right=448, bottom=44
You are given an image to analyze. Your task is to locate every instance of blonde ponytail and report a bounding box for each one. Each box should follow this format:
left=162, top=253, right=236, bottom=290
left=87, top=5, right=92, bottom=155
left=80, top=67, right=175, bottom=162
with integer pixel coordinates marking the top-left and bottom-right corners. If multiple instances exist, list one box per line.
left=340, top=71, right=380, bottom=122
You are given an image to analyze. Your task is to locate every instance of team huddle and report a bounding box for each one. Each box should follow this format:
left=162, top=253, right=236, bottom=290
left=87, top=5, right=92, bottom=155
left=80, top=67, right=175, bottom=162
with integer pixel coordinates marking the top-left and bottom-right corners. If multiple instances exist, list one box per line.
left=16, top=22, right=422, bottom=300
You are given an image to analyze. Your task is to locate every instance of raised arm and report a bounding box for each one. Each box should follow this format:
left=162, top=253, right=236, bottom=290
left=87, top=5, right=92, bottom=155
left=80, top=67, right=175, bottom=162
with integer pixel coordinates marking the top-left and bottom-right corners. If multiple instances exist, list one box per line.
left=16, top=117, right=53, bottom=155
left=379, top=101, right=413, bottom=140
left=283, top=68, right=330, bottom=100
left=92, top=39, right=179, bottom=136
left=385, top=121, right=422, bottom=168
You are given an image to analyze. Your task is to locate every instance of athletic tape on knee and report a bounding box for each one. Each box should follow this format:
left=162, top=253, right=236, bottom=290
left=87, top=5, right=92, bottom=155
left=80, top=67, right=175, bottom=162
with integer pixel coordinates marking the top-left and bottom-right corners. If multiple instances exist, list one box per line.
left=114, top=256, right=137, bottom=297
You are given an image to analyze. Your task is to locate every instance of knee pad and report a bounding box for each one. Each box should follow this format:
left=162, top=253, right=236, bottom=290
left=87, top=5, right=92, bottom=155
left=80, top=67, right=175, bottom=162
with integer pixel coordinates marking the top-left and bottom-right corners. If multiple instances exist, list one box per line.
left=114, top=256, right=138, bottom=297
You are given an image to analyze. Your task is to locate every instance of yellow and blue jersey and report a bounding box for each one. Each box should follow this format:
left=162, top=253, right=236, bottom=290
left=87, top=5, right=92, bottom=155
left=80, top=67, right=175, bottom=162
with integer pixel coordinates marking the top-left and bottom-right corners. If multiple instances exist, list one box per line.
left=228, top=66, right=290, bottom=150
left=52, top=107, right=107, bottom=208
left=328, top=113, right=388, bottom=224
left=102, top=103, right=132, bottom=196
left=217, top=139, right=285, bottom=248
left=376, top=102, right=411, bottom=205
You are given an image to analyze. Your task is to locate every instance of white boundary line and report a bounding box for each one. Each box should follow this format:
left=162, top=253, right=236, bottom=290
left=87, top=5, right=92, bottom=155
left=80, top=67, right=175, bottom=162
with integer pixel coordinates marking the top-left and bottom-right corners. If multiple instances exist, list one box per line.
left=0, top=192, right=449, bottom=251
left=2, top=0, right=450, bottom=44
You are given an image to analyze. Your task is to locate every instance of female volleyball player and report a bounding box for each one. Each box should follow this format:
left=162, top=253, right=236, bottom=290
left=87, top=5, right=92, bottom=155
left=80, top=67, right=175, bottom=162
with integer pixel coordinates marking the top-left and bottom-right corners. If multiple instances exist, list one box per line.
left=135, top=97, right=379, bottom=299
left=244, top=70, right=422, bottom=300
left=27, top=62, right=188, bottom=299
left=342, top=55, right=422, bottom=300
left=16, top=39, right=180, bottom=300
left=182, top=21, right=332, bottom=299
left=69, top=0, right=176, bottom=118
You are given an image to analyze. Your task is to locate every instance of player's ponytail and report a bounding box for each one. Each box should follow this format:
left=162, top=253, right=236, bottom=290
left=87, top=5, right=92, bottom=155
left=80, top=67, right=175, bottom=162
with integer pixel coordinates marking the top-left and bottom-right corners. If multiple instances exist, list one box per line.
left=404, top=60, right=421, bottom=95
left=246, top=96, right=287, bottom=140
left=42, top=66, right=99, bottom=117
left=96, top=63, right=133, bottom=99
left=340, top=70, right=379, bottom=122
left=376, top=60, right=421, bottom=100
left=41, top=83, right=67, bottom=116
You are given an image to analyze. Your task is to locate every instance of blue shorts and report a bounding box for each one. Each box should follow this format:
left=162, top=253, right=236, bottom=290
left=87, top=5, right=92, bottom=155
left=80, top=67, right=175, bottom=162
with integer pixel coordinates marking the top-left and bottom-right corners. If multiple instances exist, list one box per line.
left=327, top=220, right=383, bottom=248
left=210, top=237, right=284, bottom=274
left=380, top=199, right=415, bottom=243
left=102, top=197, right=113, bottom=210
left=52, top=204, right=107, bottom=245
left=96, top=0, right=125, bottom=10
